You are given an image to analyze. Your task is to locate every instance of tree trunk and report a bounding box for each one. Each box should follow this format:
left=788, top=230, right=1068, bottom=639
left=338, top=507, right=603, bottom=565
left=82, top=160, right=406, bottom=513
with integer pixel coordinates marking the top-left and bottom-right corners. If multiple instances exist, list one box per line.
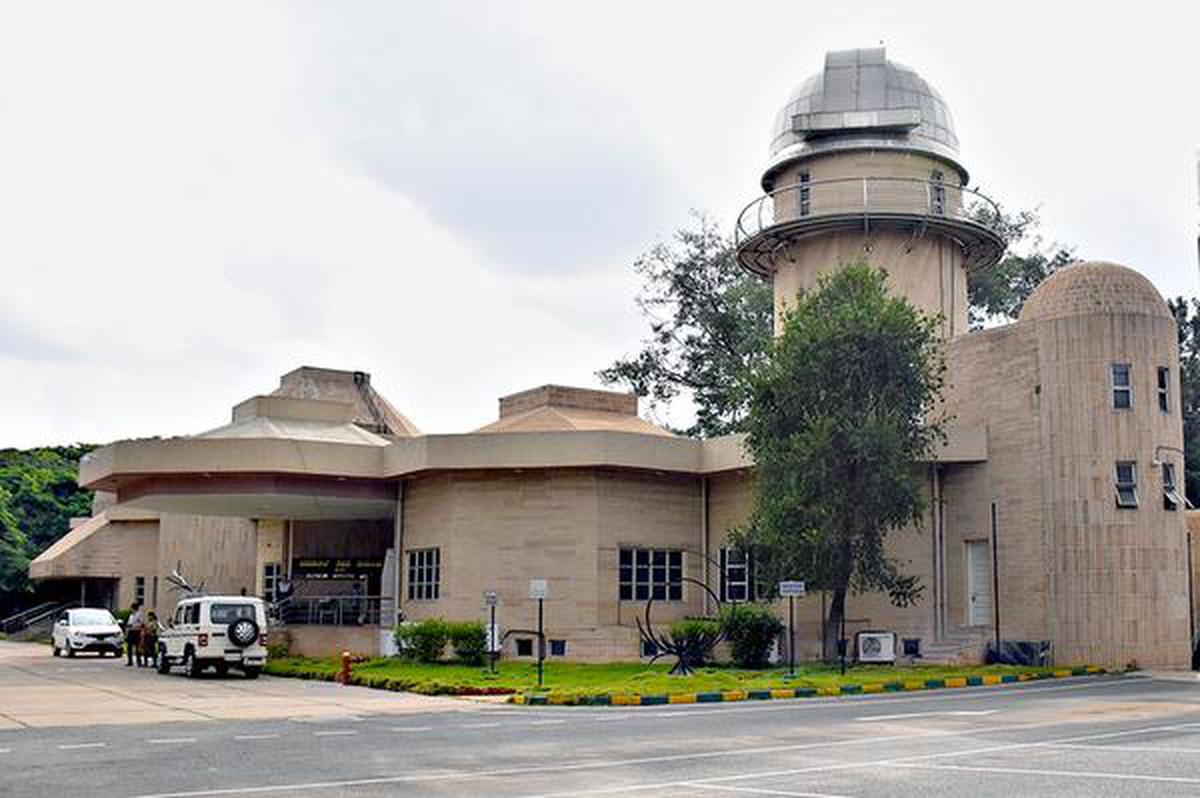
left=824, top=586, right=847, bottom=663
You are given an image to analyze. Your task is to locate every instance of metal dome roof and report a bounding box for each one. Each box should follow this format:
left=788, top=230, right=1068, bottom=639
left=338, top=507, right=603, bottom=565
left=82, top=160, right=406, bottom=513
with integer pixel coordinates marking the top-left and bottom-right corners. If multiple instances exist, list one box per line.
left=763, top=48, right=965, bottom=189
left=1019, top=261, right=1172, bottom=323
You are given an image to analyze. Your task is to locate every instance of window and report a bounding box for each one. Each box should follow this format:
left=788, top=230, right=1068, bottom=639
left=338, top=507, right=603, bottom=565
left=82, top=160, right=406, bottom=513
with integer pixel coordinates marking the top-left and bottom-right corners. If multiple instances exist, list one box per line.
left=930, top=170, right=946, bottom=215
left=1115, top=462, right=1138, bottom=508
left=262, top=562, right=281, bottom=602
left=719, top=547, right=755, bottom=602
left=152, top=576, right=158, bottom=608
left=209, top=603, right=257, bottom=624
left=134, top=576, right=145, bottom=605
left=1112, top=363, right=1133, bottom=409
left=1157, top=367, right=1170, bottom=413
left=1163, top=462, right=1181, bottom=511
left=407, top=548, right=440, bottom=601
left=798, top=171, right=811, bottom=216
left=515, top=638, right=533, bottom=657
left=618, top=548, right=683, bottom=601
left=549, top=639, right=567, bottom=657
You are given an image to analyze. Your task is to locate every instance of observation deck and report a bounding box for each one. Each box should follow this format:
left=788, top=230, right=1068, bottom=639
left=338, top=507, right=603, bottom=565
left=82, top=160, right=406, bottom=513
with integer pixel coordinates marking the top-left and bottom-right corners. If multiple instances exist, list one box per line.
left=735, top=175, right=1007, bottom=277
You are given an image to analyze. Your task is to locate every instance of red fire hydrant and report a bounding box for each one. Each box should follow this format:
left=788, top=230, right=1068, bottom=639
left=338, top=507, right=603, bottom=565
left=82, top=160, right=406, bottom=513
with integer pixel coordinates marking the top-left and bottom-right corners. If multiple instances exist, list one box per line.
left=340, top=650, right=351, bottom=686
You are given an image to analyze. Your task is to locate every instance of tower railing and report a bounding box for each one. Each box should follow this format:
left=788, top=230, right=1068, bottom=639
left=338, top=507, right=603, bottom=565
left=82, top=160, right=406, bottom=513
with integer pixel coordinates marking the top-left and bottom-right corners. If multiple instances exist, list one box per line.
left=734, top=176, right=1006, bottom=275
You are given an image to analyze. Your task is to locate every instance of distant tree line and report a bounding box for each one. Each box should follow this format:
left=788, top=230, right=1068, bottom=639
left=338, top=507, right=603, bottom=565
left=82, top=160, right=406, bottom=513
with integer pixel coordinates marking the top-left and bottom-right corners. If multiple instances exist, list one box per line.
left=0, top=446, right=96, bottom=615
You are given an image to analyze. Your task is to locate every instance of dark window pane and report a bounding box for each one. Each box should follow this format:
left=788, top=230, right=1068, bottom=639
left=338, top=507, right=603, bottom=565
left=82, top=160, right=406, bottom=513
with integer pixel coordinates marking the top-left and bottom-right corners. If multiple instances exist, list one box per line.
left=668, top=585, right=682, bottom=601
left=619, top=549, right=632, bottom=566
left=635, top=584, right=649, bottom=600
left=619, top=585, right=632, bottom=601
left=652, top=585, right=666, bottom=600
left=636, top=550, right=649, bottom=566
left=652, top=551, right=666, bottom=566
left=668, top=551, right=682, bottom=567
left=1114, top=390, right=1131, bottom=409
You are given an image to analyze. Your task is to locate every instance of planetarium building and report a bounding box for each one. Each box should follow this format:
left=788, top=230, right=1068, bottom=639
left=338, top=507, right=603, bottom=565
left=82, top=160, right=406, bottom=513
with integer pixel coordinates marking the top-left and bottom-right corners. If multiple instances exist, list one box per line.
left=31, top=49, right=1196, bottom=669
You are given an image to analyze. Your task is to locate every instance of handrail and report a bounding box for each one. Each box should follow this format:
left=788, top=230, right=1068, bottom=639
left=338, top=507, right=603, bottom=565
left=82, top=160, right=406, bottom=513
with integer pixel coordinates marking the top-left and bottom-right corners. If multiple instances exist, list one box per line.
left=1, top=601, right=59, bottom=632
left=735, top=176, right=1005, bottom=248
left=4, top=601, right=80, bottom=634
left=272, top=595, right=386, bottom=627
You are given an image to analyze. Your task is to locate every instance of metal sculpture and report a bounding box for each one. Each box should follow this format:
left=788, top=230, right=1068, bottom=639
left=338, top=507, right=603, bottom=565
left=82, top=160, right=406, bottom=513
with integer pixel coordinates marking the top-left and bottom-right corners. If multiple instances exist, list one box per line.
left=164, top=562, right=205, bottom=597
left=635, top=576, right=725, bottom=676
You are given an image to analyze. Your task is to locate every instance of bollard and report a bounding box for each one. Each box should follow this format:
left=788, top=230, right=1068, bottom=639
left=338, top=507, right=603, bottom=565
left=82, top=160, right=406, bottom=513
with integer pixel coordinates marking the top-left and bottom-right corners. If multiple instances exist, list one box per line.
left=340, top=650, right=351, bottom=686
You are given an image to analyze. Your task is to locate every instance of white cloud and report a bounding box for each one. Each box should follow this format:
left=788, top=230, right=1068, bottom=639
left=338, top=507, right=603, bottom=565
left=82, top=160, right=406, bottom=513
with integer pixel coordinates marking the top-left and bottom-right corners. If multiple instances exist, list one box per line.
left=0, top=0, right=1196, bottom=448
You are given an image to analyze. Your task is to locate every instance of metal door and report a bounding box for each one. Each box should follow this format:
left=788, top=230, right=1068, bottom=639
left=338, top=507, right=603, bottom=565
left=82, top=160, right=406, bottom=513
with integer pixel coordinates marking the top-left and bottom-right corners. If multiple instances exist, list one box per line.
left=966, top=540, right=993, bottom=627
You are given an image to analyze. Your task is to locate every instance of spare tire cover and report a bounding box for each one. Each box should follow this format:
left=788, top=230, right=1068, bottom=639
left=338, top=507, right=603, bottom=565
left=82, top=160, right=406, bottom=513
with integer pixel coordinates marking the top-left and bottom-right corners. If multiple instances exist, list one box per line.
left=229, top=618, right=259, bottom=649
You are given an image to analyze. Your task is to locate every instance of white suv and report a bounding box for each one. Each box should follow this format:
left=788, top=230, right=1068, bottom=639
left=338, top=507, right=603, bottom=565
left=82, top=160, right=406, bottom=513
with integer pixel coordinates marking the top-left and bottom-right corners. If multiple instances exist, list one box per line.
left=158, top=596, right=268, bottom=679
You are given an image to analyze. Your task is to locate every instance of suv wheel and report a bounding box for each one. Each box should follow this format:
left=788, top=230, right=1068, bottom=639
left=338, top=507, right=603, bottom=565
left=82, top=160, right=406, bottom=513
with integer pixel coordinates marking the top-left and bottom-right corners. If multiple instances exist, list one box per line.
left=66, top=646, right=75, bottom=658
left=243, top=666, right=262, bottom=680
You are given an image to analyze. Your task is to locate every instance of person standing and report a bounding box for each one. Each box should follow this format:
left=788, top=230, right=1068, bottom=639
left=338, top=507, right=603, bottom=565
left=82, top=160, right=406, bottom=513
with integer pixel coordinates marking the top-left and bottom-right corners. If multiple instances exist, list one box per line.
left=126, top=601, right=144, bottom=667
left=141, top=611, right=160, bottom=669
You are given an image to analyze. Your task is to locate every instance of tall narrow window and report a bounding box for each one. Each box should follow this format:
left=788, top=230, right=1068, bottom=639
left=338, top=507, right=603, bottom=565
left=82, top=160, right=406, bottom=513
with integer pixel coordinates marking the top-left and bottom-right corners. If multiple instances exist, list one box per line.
left=618, top=548, right=683, bottom=601
left=930, top=170, right=946, bottom=215
left=407, top=547, right=440, bottom=601
left=798, top=171, right=811, bottom=217
left=262, top=562, right=281, bottom=602
left=719, top=547, right=755, bottom=602
left=1157, top=366, right=1170, bottom=413
left=1115, top=462, right=1139, bottom=509
left=1112, top=363, right=1132, bottom=409
left=134, top=576, right=145, bottom=605
left=1162, top=462, right=1181, bottom=511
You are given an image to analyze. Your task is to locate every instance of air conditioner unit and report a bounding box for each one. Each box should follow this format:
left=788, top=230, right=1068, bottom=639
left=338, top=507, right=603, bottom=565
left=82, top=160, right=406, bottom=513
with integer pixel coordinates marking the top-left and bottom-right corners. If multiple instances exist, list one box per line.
left=856, top=630, right=897, bottom=664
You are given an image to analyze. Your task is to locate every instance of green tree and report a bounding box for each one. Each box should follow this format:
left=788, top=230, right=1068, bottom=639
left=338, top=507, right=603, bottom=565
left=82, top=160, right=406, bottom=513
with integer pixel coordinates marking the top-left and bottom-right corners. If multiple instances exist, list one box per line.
left=598, top=215, right=773, bottom=438
left=733, top=263, right=946, bottom=657
left=967, top=204, right=1075, bottom=326
left=0, top=445, right=96, bottom=613
left=603, top=210, right=1068, bottom=436
left=1169, top=297, right=1200, bottom=503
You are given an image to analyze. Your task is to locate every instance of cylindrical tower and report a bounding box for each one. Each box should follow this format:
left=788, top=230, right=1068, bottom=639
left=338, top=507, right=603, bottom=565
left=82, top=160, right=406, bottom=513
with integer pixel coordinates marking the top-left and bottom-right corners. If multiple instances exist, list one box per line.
left=736, top=48, right=1005, bottom=336
left=1019, top=262, right=1192, bottom=668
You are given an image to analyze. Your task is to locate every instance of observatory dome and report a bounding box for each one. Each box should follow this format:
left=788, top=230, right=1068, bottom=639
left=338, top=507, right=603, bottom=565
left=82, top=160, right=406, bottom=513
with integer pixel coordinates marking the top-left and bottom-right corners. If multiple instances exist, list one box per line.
left=1018, top=261, right=1172, bottom=323
left=764, top=47, right=964, bottom=190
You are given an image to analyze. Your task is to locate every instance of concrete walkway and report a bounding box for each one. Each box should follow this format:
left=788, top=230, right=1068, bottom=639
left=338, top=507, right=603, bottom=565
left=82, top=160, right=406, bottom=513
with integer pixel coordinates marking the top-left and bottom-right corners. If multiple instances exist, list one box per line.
left=0, top=640, right=467, bottom=729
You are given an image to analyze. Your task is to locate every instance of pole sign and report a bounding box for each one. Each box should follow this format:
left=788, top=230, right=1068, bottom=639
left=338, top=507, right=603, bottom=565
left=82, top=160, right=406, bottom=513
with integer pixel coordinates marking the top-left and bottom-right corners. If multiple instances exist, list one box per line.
left=779, top=580, right=807, bottom=597
left=484, top=590, right=499, bottom=608
left=529, top=579, right=549, bottom=600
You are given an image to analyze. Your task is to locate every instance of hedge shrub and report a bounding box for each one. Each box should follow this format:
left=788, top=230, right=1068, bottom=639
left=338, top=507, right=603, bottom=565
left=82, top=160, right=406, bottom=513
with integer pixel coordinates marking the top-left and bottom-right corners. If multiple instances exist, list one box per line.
left=447, top=620, right=488, bottom=665
left=396, top=619, right=449, bottom=663
left=720, top=603, right=784, bottom=669
left=668, top=618, right=721, bottom=667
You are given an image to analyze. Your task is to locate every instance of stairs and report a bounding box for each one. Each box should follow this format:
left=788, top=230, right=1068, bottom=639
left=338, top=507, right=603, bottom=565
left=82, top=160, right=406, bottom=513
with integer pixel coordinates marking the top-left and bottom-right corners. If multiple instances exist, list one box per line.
left=917, top=631, right=990, bottom=665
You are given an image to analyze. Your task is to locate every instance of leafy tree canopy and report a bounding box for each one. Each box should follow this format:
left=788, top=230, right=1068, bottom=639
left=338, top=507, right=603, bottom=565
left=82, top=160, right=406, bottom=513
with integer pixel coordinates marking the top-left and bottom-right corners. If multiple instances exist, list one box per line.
left=0, top=445, right=96, bottom=611
left=1169, top=297, right=1200, bottom=504
left=597, top=214, right=773, bottom=438
left=732, top=263, right=946, bottom=656
left=602, top=208, right=1070, bottom=437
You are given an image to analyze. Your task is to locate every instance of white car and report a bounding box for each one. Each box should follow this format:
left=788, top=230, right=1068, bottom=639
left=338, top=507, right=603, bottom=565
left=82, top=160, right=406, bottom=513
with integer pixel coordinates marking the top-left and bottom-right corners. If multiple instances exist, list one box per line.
left=52, top=608, right=124, bottom=658
left=157, top=595, right=268, bottom=679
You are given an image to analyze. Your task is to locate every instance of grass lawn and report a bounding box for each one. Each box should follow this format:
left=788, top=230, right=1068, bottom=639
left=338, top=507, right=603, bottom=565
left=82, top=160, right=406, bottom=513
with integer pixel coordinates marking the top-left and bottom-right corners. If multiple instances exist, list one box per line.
left=265, top=656, right=1065, bottom=699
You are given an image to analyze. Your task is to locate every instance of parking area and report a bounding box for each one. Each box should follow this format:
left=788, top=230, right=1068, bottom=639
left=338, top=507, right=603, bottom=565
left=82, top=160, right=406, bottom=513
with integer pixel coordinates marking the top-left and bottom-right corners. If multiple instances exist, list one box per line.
left=2, top=638, right=1198, bottom=797
left=0, top=640, right=466, bottom=729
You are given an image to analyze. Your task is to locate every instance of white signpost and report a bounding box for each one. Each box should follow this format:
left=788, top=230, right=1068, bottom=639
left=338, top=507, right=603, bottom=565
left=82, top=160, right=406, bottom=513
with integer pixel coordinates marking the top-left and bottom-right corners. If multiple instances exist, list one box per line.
left=778, top=580, right=806, bottom=676
left=528, top=579, right=549, bottom=600
left=529, top=580, right=548, bottom=686
left=779, top=580, right=807, bottom=597
left=483, top=590, right=501, bottom=670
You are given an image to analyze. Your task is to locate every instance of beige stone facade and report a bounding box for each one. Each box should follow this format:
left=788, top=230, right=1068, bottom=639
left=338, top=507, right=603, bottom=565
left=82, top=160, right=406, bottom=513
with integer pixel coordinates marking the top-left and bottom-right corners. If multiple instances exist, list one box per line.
left=28, top=48, right=1196, bottom=670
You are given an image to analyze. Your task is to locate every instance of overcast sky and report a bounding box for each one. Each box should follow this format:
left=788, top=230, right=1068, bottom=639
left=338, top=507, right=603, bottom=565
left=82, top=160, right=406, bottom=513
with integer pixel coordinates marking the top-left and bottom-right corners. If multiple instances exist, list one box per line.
left=1, top=1, right=1198, bottom=448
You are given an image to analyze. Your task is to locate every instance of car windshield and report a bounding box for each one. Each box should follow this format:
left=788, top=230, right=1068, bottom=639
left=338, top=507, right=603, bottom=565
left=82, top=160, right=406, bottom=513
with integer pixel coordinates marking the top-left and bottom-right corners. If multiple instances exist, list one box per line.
left=209, top=603, right=257, bottom=624
left=70, top=609, right=116, bottom=626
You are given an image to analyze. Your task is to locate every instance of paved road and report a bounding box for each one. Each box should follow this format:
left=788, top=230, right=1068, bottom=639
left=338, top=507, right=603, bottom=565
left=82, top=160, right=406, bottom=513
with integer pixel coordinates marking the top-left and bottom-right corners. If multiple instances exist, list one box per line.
left=1, top=642, right=1198, bottom=797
